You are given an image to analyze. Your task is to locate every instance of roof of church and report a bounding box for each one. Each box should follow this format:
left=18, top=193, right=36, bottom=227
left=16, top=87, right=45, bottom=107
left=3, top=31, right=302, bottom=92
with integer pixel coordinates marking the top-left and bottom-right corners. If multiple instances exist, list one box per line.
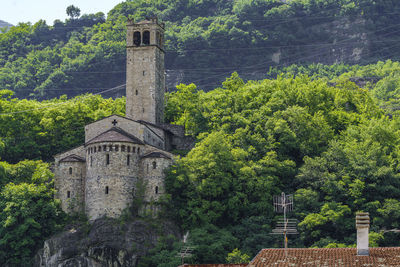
left=137, top=20, right=153, bottom=24
left=141, top=151, right=171, bottom=159
left=85, top=127, right=144, bottom=146
left=59, top=154, right=85, bottom=163
left=249, top=248, right=400, bottom=266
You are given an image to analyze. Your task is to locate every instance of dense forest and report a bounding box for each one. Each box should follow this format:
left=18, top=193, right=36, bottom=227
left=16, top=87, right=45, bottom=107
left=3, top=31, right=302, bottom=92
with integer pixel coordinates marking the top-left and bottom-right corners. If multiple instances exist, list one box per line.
left=2, top=62, right=400, bottom=265
left=2, top=0, right=400, bottom=266
left=2, top=0, right=400, bottom=98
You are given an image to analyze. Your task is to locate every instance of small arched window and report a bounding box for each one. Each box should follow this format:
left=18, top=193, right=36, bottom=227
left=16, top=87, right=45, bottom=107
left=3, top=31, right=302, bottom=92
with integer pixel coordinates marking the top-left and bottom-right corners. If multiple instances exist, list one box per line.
left=109, top=145, right=113, bottom=151
left=69, top=167, right=72, bottom=175
left=121, top=145, right=125, bottom=152
left=135, top=90, right=138, bottom=95
left=132, top=147, right=136, bottom=153
left=67, top=191, right=71, bottom=198
left=115, top=145, right=119, bottom=152
left=105, top=186, right=109, bottom=194
left=143, top=31, right=150, bottom=45
left=133, top=31, right=141, bottom=46
left=103, top=145, right=107, bottom=151
left=152, top=161, right=157, bottom=169
left=98, top=146, right=101, bottom=152
left=155, top=186, right=158, bottom=194
left=127, top=146, right=131, bottom=153
left=94, top=147, right=96, bottom=153
left=106, top=154, right=110, bottom=165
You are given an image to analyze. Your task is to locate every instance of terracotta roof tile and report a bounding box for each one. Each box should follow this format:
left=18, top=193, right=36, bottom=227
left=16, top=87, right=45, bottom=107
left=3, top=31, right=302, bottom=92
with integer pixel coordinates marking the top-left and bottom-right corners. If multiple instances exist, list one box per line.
left=141, top=151, right=171, bottom=159
left=178, top=265, right=247, bottom=267
left=249, top=248, right=400, bottom=267
left=59, top=154, right=85, bottom=163
left=85, top=127, right=144, bottom=146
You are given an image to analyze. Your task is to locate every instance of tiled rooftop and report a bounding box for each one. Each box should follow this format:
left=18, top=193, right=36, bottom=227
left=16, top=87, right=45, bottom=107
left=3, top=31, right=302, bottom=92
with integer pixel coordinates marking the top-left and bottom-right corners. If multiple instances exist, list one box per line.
left=59, top=154, right=85, bottom=162
left=178, top=265, right=247, bottom=267
left=249, top=248, right=400, bottom=267
left=141, top=151, right=171, bottom=159
left=85, top=127, right=144, bottom=146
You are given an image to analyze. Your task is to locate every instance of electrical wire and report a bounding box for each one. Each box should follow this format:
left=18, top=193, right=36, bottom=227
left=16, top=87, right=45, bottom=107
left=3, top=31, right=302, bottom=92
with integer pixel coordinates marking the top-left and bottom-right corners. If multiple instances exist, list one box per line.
left=0, top=83, right=125, bottom=116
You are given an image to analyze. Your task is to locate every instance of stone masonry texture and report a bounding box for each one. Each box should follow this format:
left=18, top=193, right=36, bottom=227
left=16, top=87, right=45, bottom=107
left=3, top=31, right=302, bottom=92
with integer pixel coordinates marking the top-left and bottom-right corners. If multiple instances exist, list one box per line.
left=53, top=17, right=192, bottom=221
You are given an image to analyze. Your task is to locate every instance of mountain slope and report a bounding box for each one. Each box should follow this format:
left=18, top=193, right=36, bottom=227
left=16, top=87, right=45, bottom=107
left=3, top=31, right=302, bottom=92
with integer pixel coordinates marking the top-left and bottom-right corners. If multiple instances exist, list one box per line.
left=0, top=20, right=12, bottom=29
left=1, top=0, right=400, bottom=99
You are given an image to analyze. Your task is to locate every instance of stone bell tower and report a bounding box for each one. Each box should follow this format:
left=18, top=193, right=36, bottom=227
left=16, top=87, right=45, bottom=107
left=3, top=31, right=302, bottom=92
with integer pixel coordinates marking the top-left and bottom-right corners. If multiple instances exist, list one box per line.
left=126, top=17, right=165, bottom=124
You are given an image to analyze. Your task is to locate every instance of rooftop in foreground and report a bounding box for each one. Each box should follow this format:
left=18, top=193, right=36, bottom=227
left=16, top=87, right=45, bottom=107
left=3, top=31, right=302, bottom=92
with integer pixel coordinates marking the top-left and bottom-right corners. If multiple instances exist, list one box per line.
left=249, top=247, right=400, bottom=267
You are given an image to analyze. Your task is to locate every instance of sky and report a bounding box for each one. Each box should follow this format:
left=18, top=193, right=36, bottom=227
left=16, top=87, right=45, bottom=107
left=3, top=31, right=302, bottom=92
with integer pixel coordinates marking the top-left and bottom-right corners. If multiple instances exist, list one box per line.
left=0, top=0, right=123, bottom=25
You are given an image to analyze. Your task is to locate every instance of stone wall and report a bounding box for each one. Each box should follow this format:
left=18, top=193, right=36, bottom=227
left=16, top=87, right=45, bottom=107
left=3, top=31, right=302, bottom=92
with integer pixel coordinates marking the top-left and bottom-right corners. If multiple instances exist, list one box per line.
left=54, top=145, right=86, bottom=214
left=85, top=141, right=142, bottom=220
left=140, top=156, right=172, bottom=202
left=85, top=115, right=166, bottom=150
left=85, top=115, right=144, bottom=143
left=55, top=161, right=85, bottom=213
left=126, top=20, right=165, bottom=124
left=143, top=127, right=164, bottom=149
left=54, top=145, right=86, bottom=162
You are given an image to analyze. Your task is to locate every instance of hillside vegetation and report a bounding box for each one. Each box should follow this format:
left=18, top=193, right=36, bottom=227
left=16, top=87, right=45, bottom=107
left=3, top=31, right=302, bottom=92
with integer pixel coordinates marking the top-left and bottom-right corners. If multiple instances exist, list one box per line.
left=2, top=0, right=400, bottom=266
left=2, top=0, right=400, bottom=98
left=1, top=64, right=400, bottom=264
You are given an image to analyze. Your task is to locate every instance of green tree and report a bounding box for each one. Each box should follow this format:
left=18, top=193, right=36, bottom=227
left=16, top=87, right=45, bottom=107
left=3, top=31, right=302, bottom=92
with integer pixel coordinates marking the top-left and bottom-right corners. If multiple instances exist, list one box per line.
left=66, top=5, right=81, bottom=19
left=0, top=183, right=66, bottom=265
left=226, top=248, right=250, bottom=264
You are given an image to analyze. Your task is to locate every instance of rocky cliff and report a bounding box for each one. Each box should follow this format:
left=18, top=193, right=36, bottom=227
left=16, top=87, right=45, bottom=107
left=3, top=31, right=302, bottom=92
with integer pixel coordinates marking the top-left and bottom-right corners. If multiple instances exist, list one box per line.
left=34, top=217, right=181, bottom=267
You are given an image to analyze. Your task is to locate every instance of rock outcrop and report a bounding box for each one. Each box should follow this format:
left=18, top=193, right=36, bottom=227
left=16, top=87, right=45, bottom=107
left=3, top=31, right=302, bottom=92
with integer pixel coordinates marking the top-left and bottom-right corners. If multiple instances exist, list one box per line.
left=34, top=217, right=180, bottom=267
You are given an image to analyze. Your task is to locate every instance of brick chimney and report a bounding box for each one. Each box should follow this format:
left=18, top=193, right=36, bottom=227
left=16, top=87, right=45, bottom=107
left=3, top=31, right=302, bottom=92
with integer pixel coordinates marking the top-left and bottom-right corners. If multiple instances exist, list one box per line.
left=356, top=212, right=370, bottom=256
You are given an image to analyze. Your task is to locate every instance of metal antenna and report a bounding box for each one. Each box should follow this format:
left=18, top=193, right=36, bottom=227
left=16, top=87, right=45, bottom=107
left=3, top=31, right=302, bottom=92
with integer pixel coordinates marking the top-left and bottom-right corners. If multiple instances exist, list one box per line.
left=177, top=231, right=194, bottom=264
left=272, top=192, right=298, bottom=258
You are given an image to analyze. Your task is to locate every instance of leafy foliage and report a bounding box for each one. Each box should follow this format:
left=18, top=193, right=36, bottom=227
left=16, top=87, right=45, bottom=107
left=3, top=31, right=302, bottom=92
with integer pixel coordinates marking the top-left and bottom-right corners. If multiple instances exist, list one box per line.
left=164, top=72, right=400, bottom=260
left=0, top=90, right=124, bottom=163
left=3, top=0, right=400, bottom=264
left=0, top=161, right=66, bottom=265
left=3, top=0, right=400, bottom=97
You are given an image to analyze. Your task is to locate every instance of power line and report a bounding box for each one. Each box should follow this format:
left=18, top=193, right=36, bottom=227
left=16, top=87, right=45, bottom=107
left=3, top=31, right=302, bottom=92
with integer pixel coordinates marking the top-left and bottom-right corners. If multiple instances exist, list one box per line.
left=0, top=83, right=125, bottom=116
left=6, top=17, right=400, bottom=97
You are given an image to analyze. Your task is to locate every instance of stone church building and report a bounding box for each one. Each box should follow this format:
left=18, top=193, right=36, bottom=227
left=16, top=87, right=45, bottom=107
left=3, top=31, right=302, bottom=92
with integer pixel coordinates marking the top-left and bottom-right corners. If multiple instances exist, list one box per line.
left=54, top=18, right=191, bottom=221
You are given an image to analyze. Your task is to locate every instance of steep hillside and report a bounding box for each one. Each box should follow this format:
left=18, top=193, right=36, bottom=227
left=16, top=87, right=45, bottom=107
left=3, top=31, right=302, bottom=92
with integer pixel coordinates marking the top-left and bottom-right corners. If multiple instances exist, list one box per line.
left=1, top=0, right=400, bottom=99
left=1, top=69, right=400, bottom=265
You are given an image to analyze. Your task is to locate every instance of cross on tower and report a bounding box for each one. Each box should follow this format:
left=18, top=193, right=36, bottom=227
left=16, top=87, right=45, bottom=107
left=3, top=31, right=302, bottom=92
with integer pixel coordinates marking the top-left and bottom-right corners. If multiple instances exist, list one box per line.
left=112, top=119, right=118, bottom=126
